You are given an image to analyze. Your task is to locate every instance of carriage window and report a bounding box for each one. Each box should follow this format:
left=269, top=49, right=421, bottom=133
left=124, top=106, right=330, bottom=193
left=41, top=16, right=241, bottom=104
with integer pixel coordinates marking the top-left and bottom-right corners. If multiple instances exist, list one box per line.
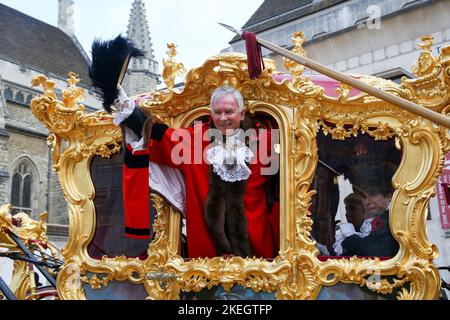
left=88, top=112, right=280, bottom=261
left=312, top=132, right=401, bottom=258
left=177, top=113, right=280, bottom=260
left=88, top=152, right=152, bottom=259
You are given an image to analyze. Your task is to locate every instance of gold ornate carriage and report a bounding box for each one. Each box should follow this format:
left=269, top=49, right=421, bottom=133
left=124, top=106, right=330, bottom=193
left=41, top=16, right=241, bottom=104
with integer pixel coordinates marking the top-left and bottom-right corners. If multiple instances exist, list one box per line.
left=4, top=33, right=449, bottom=300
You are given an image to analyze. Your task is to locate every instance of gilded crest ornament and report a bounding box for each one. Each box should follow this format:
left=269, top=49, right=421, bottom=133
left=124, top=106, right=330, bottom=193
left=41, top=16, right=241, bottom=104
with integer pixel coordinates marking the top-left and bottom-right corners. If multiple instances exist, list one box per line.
left=162, top=43, right=187, bottom=90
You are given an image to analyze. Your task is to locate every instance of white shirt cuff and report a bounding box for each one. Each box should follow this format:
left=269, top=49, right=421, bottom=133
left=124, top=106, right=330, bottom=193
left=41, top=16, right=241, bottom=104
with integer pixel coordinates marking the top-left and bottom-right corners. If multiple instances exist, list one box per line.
left=113, top=99, right=136, bottom=125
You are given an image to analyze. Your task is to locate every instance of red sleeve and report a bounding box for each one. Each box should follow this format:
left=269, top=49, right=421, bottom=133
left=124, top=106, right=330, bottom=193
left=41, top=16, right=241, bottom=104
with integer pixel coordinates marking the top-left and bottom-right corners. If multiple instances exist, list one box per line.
left=121, top=124, right=193, bottom=239
left=122, top=146, right=151, bottom=239
left=149, top=126, right=193, bottom=170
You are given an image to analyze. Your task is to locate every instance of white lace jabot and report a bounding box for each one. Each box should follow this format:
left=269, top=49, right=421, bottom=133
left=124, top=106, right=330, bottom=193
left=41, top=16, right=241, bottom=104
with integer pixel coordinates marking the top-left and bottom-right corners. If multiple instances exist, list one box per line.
left=206, top=131, right=254, bottom=182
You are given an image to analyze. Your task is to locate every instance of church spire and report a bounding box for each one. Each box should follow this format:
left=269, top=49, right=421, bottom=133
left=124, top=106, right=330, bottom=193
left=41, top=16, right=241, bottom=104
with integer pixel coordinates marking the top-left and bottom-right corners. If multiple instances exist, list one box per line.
left=127, top=0, right=155, bottom=60
left=122, top=0, right=160, bottom=95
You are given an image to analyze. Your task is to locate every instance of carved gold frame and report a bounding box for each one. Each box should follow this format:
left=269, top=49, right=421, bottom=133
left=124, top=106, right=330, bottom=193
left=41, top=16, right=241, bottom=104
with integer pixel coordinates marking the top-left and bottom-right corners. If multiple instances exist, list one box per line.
left=29, top=34, right=450, bottom=300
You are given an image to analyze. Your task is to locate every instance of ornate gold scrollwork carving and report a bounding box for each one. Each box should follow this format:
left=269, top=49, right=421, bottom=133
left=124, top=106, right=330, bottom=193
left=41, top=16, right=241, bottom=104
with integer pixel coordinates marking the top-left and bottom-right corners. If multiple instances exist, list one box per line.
left=162, top=43, right=187, bottom=91
left=402, top=35, right=449, bottom=109
left=0, top=205, right=60, bottom=299
left=31, top=73, right=121, bottom=172
left=284, top=31, right=307, bottom=79
left=0, top=204, right=55, bottom=254
left=411, top=35, right=438, bottom=78
left=283, top=32, right=321, bottom=95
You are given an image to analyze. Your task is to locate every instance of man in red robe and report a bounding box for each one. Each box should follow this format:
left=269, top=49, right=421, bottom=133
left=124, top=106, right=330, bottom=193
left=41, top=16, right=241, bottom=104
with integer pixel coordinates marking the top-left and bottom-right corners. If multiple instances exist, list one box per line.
left=115, top=86, right=279, bottom=259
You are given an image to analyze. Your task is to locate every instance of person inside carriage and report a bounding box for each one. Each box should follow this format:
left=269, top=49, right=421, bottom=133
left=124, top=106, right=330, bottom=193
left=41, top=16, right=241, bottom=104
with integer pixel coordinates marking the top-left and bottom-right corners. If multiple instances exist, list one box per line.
left=311, top=128, right=401, bottom=258
left=332, top=192, right=372, bottom=256
left=335, top=162, right=399, bottom=258
left=114, top=85, right=280, bottom=259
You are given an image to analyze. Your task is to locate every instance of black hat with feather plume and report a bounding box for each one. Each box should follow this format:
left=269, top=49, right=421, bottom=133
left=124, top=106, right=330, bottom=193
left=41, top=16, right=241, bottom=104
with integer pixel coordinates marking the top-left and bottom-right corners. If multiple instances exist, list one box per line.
left=89, top=35, right=145, bottom=112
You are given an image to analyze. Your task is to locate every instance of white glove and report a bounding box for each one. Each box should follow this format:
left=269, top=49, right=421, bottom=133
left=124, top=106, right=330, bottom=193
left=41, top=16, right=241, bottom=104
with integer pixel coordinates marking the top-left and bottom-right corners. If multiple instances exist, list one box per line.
left=339, top=223, right=356, bottom=237
left=117, top=84, right=128, bottom=102
left=114, top=85, right=133, bottom=111
left=113, top=85, right=135, bottom=125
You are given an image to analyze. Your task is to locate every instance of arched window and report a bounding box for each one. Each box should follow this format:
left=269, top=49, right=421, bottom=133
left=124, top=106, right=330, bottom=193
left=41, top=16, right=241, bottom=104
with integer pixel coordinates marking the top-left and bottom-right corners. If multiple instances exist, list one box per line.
left=26, top=95, right=33, bottom=105
left=4, top=88, right=13, bottom=100
left=15, top=91, right=24, bottom=103
left=11, top=160, right=35, bottom=215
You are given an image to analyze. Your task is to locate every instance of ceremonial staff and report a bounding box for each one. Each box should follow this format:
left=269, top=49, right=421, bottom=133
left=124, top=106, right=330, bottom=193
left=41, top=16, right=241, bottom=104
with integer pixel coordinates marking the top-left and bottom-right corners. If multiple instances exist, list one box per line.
left=219, top=23, right=450, bottom=129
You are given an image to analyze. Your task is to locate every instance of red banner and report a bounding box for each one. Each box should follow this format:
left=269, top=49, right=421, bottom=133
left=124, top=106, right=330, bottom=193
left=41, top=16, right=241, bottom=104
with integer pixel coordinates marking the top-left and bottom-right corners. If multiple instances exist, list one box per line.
left=436, top=153, right=450, bottom=229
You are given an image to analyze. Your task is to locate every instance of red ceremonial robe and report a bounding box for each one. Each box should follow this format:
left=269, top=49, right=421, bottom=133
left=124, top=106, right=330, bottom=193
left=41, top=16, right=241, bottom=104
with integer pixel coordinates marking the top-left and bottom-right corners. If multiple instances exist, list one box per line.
left=122, top=108, right=277, bottom=259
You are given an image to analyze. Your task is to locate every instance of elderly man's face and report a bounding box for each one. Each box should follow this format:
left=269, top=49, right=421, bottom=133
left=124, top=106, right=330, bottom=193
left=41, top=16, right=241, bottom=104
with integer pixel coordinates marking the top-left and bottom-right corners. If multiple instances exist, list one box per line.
left=211, top=94, right=245, bottom=135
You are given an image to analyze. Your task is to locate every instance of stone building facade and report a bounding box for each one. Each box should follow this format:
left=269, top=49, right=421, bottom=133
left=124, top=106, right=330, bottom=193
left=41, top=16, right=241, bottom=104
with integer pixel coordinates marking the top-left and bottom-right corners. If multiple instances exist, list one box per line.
left=0, top=2, right=102, bottom=242
left=0, top=0, right=159, bottom=227
left=228, top=0, right=449, bottom=80
left=0, top=0, right=160, bottom=288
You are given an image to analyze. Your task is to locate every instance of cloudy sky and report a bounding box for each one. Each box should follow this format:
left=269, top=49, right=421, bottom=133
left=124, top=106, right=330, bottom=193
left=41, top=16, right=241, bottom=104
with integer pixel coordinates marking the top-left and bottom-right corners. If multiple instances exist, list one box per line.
left=0, top=0, right=264, bottom=73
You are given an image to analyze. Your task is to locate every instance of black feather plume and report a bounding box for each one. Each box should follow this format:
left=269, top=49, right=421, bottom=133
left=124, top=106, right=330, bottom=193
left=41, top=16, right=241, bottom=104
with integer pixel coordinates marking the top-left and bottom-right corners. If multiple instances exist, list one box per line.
left=89, top=35, right=145, bottom=112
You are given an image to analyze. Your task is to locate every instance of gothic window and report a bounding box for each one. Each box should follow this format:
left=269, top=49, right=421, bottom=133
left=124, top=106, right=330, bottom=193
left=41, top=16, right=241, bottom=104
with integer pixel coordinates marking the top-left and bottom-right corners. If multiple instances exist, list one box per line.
left=4, top=88, right=13, bottom=100
left=15, top=91, right=24, bottom=103
left=11, top=160, right=35, bottom=215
